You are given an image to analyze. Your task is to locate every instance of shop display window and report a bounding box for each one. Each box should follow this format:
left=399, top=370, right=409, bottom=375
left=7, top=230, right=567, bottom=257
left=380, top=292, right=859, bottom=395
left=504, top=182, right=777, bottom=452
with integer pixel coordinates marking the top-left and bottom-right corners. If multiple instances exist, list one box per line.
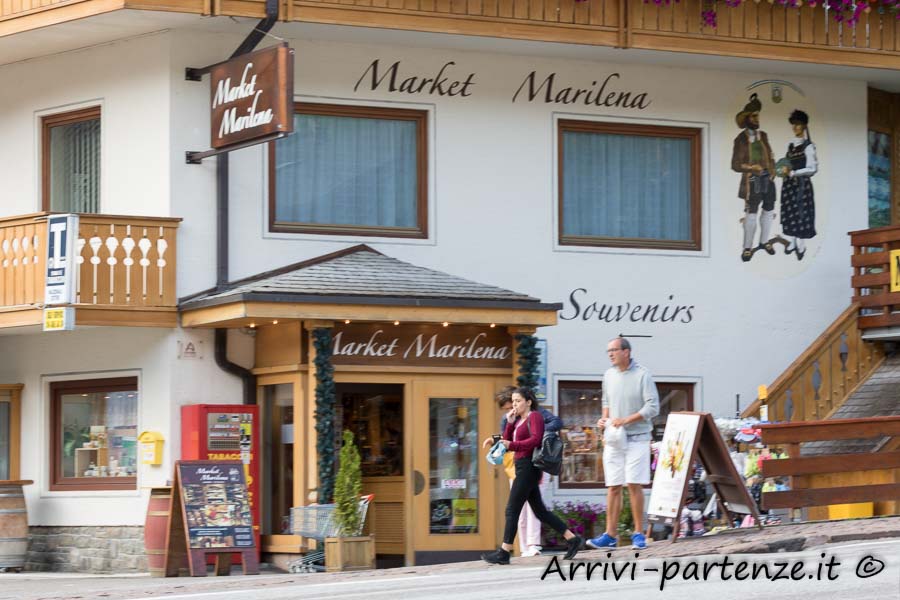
left=50, top=377, right=138, bottom=491
left=558, top=119, right=702, bottom=251
left=42, top=106, right=101, bottom=213
left=336, top=384, right=404, bottom=478
left=557, top=380, right=693, bottom=488
left=270, top=103, right=428, bottom=239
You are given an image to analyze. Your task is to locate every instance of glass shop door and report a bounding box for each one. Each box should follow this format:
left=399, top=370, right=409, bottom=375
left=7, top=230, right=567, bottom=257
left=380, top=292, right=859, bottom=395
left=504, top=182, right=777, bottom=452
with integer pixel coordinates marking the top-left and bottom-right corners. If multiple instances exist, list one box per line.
left=411, top=377, right=497, bottom=555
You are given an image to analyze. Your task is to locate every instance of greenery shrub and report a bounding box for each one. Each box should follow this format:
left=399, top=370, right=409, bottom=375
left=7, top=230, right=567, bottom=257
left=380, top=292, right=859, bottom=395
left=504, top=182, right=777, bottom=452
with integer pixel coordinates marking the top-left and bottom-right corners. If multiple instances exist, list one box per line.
left=334, top=430, right=362, bottom=536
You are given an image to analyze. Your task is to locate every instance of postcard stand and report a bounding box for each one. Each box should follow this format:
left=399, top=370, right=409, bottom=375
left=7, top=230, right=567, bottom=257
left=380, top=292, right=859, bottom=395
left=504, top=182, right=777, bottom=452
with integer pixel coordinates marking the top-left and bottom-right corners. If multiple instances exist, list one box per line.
left=647, top=412, right=761, bottom=542
left=163, top=460, right=259, bottom=576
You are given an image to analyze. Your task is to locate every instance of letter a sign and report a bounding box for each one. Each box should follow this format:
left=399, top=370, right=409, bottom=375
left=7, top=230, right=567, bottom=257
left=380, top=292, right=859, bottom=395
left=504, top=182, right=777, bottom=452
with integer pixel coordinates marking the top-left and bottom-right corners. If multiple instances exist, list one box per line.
left=891, top=249, right=900, bottom=293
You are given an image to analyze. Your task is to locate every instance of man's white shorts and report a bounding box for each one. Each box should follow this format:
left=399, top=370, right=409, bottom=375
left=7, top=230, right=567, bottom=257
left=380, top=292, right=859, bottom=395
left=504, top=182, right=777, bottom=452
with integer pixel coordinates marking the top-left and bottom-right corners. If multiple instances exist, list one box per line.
left=602, top=432, right=651, bottom=486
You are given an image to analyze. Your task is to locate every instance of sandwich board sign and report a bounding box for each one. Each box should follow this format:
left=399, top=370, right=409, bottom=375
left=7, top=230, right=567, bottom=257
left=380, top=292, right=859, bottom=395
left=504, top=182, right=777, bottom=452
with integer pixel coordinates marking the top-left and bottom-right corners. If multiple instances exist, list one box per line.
left=647, top=412, right=760, bottom=541
left=164, top=460, right=258, bottom=576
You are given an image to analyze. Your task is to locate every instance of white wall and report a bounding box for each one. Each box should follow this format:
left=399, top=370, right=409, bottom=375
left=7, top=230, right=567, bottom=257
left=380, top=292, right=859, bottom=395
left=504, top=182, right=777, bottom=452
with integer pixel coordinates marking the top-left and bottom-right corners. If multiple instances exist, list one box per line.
left=0, top=32, right=172, bottom=218
left=0, top=26, right=868, bottom=518
left=0, top=326, right=247, bottom=526
left=172, top=32, right=866, bottom=418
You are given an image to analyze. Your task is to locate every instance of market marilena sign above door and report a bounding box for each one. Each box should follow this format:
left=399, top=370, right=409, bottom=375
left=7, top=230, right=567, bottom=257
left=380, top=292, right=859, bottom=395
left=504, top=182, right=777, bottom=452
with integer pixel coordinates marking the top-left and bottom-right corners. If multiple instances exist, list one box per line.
left=209, top=44, right=294, bottom=150
left=329, top=323, right=512, bottom=368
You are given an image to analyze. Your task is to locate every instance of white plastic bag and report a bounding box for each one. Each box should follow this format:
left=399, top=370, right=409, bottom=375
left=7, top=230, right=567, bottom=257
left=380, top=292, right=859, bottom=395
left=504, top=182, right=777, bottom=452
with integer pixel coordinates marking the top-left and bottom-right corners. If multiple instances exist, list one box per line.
left=604, top=424, right=626, bottom=450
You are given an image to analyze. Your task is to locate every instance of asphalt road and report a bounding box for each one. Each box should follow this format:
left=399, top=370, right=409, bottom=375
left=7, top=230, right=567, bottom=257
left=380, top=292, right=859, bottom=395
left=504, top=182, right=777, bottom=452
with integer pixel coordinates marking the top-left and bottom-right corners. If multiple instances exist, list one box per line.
left=3, top=538, right=897, bottom=600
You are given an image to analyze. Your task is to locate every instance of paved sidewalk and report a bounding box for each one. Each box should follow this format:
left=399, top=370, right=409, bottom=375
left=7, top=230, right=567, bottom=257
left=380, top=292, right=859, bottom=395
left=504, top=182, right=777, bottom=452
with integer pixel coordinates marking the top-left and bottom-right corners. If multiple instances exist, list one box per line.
left=2, top=516, right=899, bottom=600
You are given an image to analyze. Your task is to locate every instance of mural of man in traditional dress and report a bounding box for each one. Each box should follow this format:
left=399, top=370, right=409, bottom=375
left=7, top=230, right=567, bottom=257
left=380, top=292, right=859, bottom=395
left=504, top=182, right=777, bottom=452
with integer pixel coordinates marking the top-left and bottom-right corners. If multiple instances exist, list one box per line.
left=776, top=110, right=818, bottom=261
left=732, top=93, right=777, bottom=262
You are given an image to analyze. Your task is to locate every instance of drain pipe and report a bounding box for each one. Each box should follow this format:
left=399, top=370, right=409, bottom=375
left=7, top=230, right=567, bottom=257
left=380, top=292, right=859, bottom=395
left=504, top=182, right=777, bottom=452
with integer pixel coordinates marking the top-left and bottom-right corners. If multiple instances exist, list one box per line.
left=213, top=0, right=280, bottom=405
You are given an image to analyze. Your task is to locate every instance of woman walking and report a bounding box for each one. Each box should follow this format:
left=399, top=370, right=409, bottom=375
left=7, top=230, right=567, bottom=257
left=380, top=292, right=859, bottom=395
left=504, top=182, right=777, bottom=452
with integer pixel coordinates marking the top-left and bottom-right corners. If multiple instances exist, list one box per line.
left=482, top=387, right=582, bottom=564
left=778, top=109, right=818, bottom=260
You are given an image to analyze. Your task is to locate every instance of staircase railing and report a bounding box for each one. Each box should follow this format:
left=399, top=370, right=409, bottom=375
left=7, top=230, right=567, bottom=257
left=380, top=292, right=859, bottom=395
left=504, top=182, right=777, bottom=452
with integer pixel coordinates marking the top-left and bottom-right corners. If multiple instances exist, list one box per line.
left=759, top=416, right=900, bottom=512
left=741, top=304, right=883, bottom=422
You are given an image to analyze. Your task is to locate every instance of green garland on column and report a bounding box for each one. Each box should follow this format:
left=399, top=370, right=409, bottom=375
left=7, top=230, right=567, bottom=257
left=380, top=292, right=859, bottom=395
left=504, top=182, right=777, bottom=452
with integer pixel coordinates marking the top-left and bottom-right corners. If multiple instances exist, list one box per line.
left=313, top=327, right=336, bottom=503
left=515, top=333, right=540, bottom=393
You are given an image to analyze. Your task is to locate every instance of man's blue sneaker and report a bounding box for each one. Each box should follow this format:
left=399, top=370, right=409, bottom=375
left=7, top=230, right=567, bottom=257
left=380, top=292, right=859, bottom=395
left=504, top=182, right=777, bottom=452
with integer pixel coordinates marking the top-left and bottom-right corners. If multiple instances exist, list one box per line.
left=586, top=533, right=617, bottom=549
left=631, top=532, right=647, bottom=549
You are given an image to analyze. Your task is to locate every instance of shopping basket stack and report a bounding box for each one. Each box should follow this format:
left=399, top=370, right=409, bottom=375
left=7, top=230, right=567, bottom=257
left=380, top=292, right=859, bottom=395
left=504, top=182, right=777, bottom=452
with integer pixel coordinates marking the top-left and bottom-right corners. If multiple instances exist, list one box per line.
left=289, top=494, right=373, bottom=573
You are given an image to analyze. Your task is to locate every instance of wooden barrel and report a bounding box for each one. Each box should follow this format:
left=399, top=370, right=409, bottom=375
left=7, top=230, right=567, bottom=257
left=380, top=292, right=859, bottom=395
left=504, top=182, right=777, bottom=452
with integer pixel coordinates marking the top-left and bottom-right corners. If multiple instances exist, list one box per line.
left=144, top=487, right=172, bottom=577
left=0, top=481, right=32, bottom=571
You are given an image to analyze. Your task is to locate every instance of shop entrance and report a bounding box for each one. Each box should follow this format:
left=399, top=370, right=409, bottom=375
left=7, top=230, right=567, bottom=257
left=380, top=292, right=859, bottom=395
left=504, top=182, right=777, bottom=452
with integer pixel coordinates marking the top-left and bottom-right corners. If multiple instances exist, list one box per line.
left=336, top=383, right=405, bottom=562
left=410, top=377, right=501, bottom=564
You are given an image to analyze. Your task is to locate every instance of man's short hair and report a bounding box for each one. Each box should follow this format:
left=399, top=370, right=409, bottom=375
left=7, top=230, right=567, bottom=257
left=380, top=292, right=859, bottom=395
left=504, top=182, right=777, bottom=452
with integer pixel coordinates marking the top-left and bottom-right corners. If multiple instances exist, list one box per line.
left=495, top=385, right=515, bottom=408
left=617, top=337, right=632, bottom=351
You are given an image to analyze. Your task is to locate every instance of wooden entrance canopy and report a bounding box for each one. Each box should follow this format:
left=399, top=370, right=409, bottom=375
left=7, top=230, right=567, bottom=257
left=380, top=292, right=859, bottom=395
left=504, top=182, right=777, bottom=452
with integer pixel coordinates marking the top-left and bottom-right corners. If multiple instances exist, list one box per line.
left=179, top=245, right=561, bottom=328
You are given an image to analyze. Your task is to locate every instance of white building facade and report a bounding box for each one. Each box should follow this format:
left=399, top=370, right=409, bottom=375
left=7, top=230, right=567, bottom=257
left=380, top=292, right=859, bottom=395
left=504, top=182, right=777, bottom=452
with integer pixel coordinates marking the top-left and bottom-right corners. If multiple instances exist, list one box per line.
left=0, top=4, right=893, bottom=571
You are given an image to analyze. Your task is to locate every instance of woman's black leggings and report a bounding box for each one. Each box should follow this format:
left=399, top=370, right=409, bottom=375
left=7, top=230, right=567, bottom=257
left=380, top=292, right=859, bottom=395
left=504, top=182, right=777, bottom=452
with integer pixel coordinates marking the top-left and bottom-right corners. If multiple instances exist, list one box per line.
left=503, top=458, right=569, bottom=545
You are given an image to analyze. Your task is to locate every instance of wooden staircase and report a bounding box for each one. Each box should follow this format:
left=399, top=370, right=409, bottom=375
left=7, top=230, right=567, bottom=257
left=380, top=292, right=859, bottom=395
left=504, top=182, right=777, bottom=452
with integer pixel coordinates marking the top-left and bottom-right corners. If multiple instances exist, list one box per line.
left=741, top=304, right=884, bottom=423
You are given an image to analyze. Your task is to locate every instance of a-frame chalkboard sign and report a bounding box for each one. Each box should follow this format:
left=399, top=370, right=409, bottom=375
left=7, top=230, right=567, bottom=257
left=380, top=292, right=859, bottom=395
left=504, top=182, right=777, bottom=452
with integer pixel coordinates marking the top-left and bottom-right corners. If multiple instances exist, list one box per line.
left=647, top=412, right=761, bottom=541
left=164, top=460, right=259, bottom=576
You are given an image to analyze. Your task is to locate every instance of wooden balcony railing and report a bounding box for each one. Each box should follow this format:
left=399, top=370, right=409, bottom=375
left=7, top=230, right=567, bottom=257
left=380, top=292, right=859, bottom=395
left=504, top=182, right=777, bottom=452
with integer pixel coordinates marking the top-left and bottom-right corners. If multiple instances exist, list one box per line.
left=742, top=304, right=884, bottom=423
left=850, top=224, right=900, bottom=331
left=0, top=212, right=180, bottom=328
left=759, top=416, right=900, bottom=515
left=4, top=1, right=900, bottom=70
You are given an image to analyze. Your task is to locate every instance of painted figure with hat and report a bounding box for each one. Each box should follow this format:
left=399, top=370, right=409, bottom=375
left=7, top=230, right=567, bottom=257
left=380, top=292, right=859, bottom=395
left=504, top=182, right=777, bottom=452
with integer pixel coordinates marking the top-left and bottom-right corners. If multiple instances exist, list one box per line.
left=776, top=109, right=818, bottom=261
left=731, top=93, right=777, bottom=262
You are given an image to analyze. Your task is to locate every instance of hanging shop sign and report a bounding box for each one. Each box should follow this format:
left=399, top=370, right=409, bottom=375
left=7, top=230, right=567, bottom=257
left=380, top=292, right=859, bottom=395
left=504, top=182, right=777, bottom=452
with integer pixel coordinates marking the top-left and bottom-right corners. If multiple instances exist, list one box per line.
left=329, top=323, right=512, bottom=369
left=44, top=214, right=78, bottom=305
left=186, top=43, right=294, bottom=163
left=209, top=44, right=294, bottom=150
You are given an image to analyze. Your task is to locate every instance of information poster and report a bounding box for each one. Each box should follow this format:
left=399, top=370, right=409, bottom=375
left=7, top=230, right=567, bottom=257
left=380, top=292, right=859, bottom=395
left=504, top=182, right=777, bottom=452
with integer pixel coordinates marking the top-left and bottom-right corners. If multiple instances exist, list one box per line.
left=178, top=462, right=255, bottom=549
left=647, top=413, right=701, bottom=521
left=451, top=499, right=477, bottom=530
left=536, top=339, right=548, bottom=401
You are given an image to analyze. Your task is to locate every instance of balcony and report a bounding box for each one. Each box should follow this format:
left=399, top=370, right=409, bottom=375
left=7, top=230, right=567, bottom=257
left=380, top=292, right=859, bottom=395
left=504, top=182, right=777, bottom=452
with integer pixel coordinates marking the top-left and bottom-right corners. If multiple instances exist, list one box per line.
left=2, top=0, right=900, bottom=70
left=0, top=212, right=180, bottom=329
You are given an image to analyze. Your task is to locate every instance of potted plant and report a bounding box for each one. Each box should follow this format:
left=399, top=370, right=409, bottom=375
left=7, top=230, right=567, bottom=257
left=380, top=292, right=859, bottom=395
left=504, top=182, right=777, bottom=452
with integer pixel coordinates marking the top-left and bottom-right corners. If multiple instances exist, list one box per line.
left=542, top=501, right=605, bottom=549
left=324, top=430, right=375, bottom=572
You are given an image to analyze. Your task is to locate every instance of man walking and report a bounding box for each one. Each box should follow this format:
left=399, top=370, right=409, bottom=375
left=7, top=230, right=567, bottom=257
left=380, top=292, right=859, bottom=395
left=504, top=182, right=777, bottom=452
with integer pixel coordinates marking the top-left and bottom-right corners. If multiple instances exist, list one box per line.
left=586, top=337, right=659, bottom=550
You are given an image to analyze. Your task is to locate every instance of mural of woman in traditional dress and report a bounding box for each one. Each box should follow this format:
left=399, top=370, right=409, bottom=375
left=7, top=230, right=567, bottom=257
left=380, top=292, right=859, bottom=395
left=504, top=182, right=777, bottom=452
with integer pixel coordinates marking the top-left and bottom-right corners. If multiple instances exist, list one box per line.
left=776, top=110, right=818, bottom=261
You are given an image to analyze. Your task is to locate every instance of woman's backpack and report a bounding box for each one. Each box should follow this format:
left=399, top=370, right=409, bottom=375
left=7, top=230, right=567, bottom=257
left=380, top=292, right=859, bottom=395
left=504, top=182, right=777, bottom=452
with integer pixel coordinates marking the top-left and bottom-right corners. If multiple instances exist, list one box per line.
left=532, top=432, right=564, bottom=475
left=524, top=412, right=565, bottom=476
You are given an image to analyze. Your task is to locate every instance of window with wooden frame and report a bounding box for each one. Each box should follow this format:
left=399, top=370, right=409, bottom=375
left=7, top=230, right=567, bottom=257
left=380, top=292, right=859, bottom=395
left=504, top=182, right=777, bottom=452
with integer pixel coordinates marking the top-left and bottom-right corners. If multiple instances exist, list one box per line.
left=558, top=120, right=702, bottom=250
left=269, top=103, right=428, bottom=238
left=50, top=377, right=138, bottom=491
left=42, top=106, right=102, bottom=213
left=557, top=379, right=693, bottom=489
left=0, top=385, right=23, bottom=481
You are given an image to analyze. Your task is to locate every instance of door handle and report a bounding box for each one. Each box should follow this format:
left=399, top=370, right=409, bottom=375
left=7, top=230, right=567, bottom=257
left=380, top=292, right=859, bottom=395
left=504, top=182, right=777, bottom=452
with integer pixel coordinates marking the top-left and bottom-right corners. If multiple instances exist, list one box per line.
left=414, top=470, right=425, bottom=496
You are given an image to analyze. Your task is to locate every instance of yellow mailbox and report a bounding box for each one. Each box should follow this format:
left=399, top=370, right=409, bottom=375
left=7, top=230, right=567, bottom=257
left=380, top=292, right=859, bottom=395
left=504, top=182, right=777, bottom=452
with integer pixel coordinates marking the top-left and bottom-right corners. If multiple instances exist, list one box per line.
left=138, top=431, right=164, bottom=466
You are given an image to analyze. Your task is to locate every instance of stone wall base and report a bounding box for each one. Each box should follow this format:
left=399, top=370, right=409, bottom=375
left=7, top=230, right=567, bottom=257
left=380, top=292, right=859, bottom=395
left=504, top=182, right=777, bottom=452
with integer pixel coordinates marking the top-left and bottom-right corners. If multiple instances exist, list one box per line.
left=26, top=526, right=147, bottom=573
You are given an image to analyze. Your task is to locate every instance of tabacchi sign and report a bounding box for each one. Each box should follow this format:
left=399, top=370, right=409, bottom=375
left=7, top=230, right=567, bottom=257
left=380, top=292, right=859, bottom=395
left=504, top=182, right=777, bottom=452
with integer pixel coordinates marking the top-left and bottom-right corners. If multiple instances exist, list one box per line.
left=209, top=44, right=294, bottom=150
